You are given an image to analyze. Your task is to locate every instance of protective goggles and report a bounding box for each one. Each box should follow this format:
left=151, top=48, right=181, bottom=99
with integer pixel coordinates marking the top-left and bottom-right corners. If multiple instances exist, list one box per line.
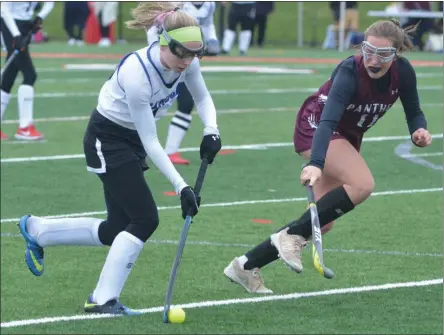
left=159, top=26, right=205, bottom=59
left=361, top=41, right=396, bottom=64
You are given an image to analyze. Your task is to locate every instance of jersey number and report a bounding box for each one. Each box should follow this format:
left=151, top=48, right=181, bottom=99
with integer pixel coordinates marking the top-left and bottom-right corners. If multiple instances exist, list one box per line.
left=357, top=114, right=379, bottom=128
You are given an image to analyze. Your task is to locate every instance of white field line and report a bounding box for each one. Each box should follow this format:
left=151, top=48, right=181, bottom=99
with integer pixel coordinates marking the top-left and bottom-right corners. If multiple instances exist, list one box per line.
left=38, top=78, right=92, bottom=84
left=1, top=278, right=442, bottom=328
left=1, top=103, right=442, bottom=126
left=0, top=140, right=48, bottom=145
left=8, top=86, right=442, bottom=99
left=1, top=232, right=441, bottom=258
left=415, top=72, right=444, bottom=78
left=399, top=152, right=442, bottom=158
left=1, top=106, right=297, bottom=125
left=37, top=75, right=309, bottom=84
left=2, top=134, right=443, bottom=164
left=1, top=187, right=442, bottom=224
left=36, top=72, right=443, bottom=82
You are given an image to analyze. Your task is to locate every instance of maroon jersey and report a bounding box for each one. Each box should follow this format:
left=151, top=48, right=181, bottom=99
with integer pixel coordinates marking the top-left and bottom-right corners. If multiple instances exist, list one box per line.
left=294, top=55, right=401, bottom=153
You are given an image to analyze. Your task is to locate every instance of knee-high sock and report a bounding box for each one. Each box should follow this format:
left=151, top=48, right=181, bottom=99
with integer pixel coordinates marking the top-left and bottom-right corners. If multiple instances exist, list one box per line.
left=27, top=216, right=103, bottom=247
left=92, top=231, right=143, bottom=304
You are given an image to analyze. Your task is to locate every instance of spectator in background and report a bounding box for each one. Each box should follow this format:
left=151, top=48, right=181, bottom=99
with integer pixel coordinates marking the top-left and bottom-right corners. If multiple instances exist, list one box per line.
left=252, top=1, right=274, bottom=47
left=92, top=1, right=118, bottom=47
left=330, top=2, right=359, bottom=37
left=324, top=2, right=359, bottom=49
left=433, top=1, right=443, bottom=34
left=402, top=1, right=433, bottom=50
left=221, top=1, right=256, bottom=56
left=64, top=1, right=89, bottom=46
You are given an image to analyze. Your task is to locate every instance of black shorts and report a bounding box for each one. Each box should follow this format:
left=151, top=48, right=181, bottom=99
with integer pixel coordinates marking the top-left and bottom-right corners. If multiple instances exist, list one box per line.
left=83, top=109, right=148, bottom=173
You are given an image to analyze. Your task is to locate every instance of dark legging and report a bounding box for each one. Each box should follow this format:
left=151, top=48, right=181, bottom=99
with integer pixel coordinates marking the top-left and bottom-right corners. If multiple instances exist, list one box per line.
left=0, top=19, right=36, bottom=93
left=64, top=1, right=90, bottom=40
left=97, top=161, right=160, bottom=246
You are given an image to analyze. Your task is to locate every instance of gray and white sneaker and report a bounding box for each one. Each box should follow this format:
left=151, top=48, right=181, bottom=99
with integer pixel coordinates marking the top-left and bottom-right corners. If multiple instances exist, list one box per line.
left=270, top=227, right=306, bottom=273
left=224, top=257, right=273, bottom=294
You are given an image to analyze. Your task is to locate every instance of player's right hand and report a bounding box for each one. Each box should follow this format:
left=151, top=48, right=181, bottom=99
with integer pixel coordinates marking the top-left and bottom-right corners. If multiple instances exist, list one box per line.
left=32, top=16, right=43, bottom=33
left=180, top=186, right=200, bottom=219
left=12, top=35, right=27, bottom=52
left=300, top=165, right=322, bottom=186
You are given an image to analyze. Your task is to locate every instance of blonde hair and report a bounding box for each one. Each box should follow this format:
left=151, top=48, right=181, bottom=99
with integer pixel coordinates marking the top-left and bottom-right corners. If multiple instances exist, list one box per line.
left=365, top=19, right=419, bottom=53
left=125, top=2, right=198, bottom=31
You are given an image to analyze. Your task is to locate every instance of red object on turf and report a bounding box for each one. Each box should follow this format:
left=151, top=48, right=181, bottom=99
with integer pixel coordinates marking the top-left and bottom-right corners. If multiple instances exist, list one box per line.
left=84, top=2, right=115, bottom=44
left=168, top=153, right=190, bottom=165
left=1, top=131, right=8, bottom=140
left=219, top=149, right=236, bottom=155
left=163, top=191, right=177, bottom=196
left=251, top=219, right=273, bottom=224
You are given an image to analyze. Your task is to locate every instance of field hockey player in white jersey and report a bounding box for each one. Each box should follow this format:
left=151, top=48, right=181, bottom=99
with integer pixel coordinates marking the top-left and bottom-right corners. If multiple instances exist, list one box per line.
left=16, top=2, right=222, bottom=315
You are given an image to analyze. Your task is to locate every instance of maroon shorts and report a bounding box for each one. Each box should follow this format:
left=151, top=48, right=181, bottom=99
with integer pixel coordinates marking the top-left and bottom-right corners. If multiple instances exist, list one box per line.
left=293, top=104, right=363, bottom=154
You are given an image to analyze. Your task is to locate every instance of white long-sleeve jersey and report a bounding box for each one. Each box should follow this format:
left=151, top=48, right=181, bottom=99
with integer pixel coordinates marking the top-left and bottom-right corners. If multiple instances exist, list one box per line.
left=0, top=2, right=54, bottom=37
left=96, top=42, right=219, bottom=194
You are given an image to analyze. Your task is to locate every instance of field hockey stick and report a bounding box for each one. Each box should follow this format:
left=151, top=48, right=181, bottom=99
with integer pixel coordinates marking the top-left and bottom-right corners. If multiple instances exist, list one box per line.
left=305, top=183, right=335, bottom=279
left=1, top=49, right=19, bottom=79
left=162, top=158, right=209, bottom=323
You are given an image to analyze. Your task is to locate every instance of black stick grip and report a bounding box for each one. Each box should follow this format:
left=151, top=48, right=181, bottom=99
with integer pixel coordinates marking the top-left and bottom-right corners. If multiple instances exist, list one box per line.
left=305, top=184, right=315, bottom=204
left=193, top=158, right=209, bottom=197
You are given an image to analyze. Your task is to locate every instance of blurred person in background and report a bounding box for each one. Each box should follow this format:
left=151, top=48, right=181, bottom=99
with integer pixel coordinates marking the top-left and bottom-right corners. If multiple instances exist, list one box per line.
left=327, top=1, right=359, bottom=49
left=0, top=1, right=54, bottom=141
left=92, top=1, right=118, bottom=47
left=435, top=1, right=443, bottom=33
left=402, top=1, right=433, bottom=50
left=252, top=1, right=274, bottom=48
left=182, top=1, right=220, bottom=56
left=221, top=1, right=256, bottom=56
left=64, top=1, right=89, bottom=46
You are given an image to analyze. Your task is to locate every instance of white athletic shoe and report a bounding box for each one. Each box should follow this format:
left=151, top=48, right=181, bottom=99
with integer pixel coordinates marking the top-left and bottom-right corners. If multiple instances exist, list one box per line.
left=98, top=38, right=111, bottom=47
left=224, top=257, right=273, bottom=294
left=270, top=228, right=306, bottom=273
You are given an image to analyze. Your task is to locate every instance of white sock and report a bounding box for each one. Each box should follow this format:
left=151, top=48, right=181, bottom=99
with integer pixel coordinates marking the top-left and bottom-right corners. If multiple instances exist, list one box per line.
left=93, top=231, right=144, bottom=304
left=238, top=255, right=248, bottom=269
left=239, top=30, right=252, bottom=53
left=1, top=90, right=10, bottom=121
left=222, top=29, right=236, bottom=52
left=17, top=85, right=34, bottom=128
left=27, top=216, right=103, bottom=247
left=165, top=111, right=192, bottom=155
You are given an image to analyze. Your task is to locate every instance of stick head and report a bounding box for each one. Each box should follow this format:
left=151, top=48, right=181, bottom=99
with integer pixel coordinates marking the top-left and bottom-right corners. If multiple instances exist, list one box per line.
left=163, top=309, right=169, bottom=323
left=322, top=268, right=335, bottom=279
left=312, top=244, right=335, bottom=279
